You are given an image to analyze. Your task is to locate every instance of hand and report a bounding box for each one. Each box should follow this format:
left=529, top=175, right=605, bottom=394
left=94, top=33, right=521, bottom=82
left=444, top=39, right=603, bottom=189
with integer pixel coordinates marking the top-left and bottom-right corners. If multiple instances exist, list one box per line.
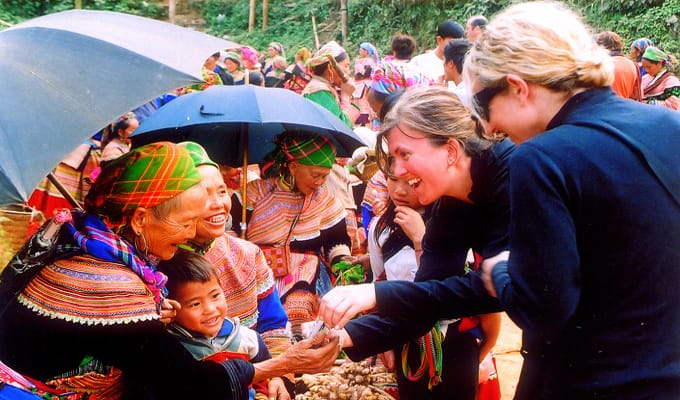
left=378, top=350, right=395, bottom=372
left=393, top=206, right=426, bottom=244
left=159, top=298, right=181, bottom=325
left=283, top=331, right=341, bottom=374
left=481, top=251, right=509, bottom=298
left=267, top=377, right=290, bottom=400
left=319, top=284, right=376, bottom=328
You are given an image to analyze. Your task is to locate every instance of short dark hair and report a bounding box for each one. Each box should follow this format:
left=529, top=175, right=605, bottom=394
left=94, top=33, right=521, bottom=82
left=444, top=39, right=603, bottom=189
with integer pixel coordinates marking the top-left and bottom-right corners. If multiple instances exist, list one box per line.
left=444, top=39, right=472, bottom=74
left=468, top=16, right=488, bottom=30
left=437, top=20, right=464, bottom=39
left=156, top=249, right=218, bottom=297
left=391, top=33, right=417, bottom=60
left=248, top=70, right=265, bottom=86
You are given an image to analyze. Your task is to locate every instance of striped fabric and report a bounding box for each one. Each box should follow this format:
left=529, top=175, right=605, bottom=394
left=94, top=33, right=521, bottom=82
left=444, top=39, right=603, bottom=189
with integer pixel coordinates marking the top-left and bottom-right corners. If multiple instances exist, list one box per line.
left=18, top=255, right=159, bottom=325
left=246, top=178, right=347, bottom=248
left=204, top=234, right=275, bottom=329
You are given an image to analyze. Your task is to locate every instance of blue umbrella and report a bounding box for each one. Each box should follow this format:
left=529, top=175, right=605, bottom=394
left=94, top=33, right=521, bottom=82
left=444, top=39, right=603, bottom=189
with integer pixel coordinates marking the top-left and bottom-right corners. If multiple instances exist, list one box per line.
left=0, top=10, right=241, bottom=205
left=130, top=84, right=366, bottom=166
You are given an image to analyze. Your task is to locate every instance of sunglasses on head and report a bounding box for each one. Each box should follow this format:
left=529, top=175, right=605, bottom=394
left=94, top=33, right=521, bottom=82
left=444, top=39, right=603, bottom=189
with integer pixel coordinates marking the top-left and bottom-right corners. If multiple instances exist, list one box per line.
left=473, top=85, right=505, bottom=121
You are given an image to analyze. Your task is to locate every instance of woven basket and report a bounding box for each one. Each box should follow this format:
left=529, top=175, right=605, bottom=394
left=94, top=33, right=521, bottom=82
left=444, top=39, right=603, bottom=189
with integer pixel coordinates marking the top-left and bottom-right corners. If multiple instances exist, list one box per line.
left=0, top=204, right=45, bottom=271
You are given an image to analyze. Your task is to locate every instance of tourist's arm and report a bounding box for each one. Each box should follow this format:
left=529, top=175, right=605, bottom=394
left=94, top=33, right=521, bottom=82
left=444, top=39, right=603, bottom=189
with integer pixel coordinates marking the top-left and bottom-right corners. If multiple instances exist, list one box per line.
left=487, top=144, right=581, bottom=337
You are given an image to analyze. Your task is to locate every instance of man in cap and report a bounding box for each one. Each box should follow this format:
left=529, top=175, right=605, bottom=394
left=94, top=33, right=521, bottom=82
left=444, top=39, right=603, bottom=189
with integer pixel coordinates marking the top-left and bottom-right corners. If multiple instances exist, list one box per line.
left=409, top=19, right=464, bottom=82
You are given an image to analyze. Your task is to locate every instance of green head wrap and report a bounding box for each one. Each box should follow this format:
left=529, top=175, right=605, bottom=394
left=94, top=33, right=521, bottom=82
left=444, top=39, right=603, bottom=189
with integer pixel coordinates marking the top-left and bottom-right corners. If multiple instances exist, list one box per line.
left=642, top=46, right=668, bottom=63
left=85, top=142, right=202, bottom=232
left=263, top=133, right=336, bottom=177
left=178, top=141, right=219, bottom=170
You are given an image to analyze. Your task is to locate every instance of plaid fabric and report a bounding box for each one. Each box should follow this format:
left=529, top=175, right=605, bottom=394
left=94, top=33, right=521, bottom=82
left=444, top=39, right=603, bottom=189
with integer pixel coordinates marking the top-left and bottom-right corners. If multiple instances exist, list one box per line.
left=179, top=141, right=219, bottom=169
left=280, top=134, right=336, bottom=167
left=370, top=61, right=433, bottom=95
left=84, top=142, right=201, bottom=233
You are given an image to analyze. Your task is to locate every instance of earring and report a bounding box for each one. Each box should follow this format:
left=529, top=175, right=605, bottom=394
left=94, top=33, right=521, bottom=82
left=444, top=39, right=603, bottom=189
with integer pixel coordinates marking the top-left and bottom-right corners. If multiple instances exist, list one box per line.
left=134, top=231, right=149, bottom=258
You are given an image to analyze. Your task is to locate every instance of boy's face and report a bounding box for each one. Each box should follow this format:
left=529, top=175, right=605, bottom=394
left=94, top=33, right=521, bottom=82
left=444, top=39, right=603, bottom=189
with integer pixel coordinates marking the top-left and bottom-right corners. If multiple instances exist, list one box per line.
left=173, top=275, right=228, bottom=338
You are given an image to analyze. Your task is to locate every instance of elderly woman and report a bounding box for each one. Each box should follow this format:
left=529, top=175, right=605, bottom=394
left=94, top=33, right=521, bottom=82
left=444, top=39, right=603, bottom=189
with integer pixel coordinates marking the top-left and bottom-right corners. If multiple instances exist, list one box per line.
left=640, top=46, right=680, bottom=109
left=179, top=142, right=296, bottom=397
left=0, top=142, right=341, bottom=399
left=236, top=132, right=351, bottom=341
left=321, top=2, right=680, bottom=399
left=302, top=41, right=359, bottom=128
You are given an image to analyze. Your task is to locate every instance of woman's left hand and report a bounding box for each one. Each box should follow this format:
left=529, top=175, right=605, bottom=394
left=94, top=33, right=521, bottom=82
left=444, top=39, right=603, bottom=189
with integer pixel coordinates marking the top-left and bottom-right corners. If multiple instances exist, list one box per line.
left=267, top=377, right=290, bottom=400
left=159, top=298, right=181, bottom=325
left=394, top=206, right=426, bottom=245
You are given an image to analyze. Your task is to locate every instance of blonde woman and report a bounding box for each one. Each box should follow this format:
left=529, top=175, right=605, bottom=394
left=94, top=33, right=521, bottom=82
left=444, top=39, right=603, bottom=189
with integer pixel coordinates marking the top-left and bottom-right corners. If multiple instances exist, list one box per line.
left=321, top=2, right=680, bottom=399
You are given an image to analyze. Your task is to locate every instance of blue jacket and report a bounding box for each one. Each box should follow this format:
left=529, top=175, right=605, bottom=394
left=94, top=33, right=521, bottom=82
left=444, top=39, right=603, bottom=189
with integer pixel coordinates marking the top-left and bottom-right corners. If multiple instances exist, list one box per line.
left=370, top=88, right=680, bottom=399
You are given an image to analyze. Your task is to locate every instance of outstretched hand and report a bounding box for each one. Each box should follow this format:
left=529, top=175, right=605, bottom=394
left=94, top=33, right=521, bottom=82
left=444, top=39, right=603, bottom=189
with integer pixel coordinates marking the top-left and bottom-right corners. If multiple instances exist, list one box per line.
left=318, top=284, right=377, bottom=329
left=285, top=331, right=341, bottom=374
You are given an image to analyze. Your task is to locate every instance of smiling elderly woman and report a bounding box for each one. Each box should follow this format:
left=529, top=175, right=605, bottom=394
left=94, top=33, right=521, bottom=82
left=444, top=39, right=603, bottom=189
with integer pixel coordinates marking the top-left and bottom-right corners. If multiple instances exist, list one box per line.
left=0, top=142, right=340, bottom=399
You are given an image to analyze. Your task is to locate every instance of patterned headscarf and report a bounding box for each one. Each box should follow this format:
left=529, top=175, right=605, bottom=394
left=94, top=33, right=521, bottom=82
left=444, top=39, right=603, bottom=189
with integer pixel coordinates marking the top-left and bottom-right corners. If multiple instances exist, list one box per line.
left=370, top=61, right=433, bottom=95
left=269, top=42, right=285, bottom=58
left=307, top=41, right=348, bottom=68
left=263, top=133, right=336, bottom=177
left=631, top=38, right=654, bottom=62
left=360, top=42, right=380, bottom=63
left=85, top=142, right=202, bottom=233
left=178, top=141, right=219, bottom=170
left=642, top=46, right=669, bottom=63
left=223, top=51, right=241, bottom=67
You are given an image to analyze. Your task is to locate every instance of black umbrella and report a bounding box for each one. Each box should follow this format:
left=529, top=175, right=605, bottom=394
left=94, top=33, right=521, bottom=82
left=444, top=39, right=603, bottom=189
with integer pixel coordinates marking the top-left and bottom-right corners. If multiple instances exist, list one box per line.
left=0, top=10, right=241, bottom=205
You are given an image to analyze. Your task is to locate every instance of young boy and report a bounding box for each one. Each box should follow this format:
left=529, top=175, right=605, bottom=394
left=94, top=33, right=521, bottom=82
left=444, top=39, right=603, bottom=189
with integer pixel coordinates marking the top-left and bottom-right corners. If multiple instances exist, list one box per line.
left=157, top=249, right=287, bottom=400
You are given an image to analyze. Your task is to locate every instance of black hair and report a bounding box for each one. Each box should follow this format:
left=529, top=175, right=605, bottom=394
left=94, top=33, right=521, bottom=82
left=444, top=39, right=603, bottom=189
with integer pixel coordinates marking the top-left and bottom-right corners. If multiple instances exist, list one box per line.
left=437, top=20, right=465, bottom=39
left=156, top=249, right=218, bottom=297
left=469, top=16, right=488, bottom=30
left=379, top=89, right=405, bottom=123
left=101, top=114, right=136, bottom=149
left=248, top=70, right=265, bottom=86
left=443, top=39, right=472, bottom=74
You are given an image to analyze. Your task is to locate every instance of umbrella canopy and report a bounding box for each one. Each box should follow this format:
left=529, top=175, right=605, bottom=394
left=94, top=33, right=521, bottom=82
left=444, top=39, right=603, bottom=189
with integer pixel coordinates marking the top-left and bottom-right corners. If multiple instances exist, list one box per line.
left=130, top=84, right=366, bottom=166
left=0, top=10, right=240, bottom=205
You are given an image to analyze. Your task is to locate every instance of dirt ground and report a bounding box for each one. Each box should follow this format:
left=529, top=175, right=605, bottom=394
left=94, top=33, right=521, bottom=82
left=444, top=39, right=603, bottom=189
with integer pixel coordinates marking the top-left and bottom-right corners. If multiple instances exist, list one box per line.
left=494, top=313, right=523, bottom=399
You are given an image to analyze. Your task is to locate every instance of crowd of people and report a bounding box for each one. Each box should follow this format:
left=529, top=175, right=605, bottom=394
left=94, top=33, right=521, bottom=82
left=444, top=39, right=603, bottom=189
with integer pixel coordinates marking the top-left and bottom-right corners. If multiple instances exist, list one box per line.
left=1, top=1, right=679, bottom=400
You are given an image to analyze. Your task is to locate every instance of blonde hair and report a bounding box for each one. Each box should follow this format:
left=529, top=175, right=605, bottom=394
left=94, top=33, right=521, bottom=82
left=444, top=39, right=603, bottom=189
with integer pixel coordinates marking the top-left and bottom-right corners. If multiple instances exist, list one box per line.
left=375, top=86, right=490, bottom=175
left=465, top=1, right=613, bottom=92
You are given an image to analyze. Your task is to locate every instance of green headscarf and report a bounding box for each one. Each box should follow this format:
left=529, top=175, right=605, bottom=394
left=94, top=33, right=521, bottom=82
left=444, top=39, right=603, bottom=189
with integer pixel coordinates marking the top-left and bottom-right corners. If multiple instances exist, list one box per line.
left=85, top=142, right=202, bottom=232
left=178, top=141, right=219, bottom=170
left=263, top=132, right=336, bottom=177
left=642, top=46, right=669, bottom=63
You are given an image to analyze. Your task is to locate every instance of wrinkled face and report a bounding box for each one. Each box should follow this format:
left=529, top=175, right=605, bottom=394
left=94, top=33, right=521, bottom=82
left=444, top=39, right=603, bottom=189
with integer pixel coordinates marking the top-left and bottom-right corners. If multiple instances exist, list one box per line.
left=386, top=125, right=449, bottom=205
left=145, top=184, right=207, bottom=260
left=641, top=59, right=662, bottom=76
left=290, top=162, right=331, bottom=196
left=387, top=174, right=422, bottom=209
left=195, top=165, right=231, bottom=243
left=173, top=274, right=228, bottom=339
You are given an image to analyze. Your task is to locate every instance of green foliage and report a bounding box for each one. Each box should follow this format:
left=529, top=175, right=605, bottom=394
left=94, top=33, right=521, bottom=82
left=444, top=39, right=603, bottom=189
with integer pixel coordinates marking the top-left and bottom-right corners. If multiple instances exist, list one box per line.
left=0, top=0, right=164, bottom=23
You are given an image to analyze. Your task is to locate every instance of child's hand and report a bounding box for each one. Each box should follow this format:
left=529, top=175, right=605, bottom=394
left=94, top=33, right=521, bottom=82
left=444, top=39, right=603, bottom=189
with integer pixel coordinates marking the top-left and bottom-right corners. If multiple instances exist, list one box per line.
left=267, top=377, right=290, bottom=400
left=159, top=299, right=181, bottom=325
left=394, top=206, right=426, bottom=244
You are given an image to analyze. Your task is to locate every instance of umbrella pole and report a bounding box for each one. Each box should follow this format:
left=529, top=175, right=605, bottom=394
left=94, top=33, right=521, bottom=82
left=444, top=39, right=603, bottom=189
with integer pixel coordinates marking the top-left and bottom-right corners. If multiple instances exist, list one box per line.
left=240, top=126, right=248, bottom=239
left=47, top=172, right=83, bottom=210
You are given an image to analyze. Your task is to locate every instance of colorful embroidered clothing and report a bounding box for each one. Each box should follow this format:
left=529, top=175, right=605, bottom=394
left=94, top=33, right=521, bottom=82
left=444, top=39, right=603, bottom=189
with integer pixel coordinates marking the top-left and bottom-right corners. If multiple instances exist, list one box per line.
left=246, top=177, right=350, bottom=297
left=641, top=70, right=680, bottom=110
left=168, top=317, right=270, bottom=364
left=203, top=234, right=291, bottom=356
